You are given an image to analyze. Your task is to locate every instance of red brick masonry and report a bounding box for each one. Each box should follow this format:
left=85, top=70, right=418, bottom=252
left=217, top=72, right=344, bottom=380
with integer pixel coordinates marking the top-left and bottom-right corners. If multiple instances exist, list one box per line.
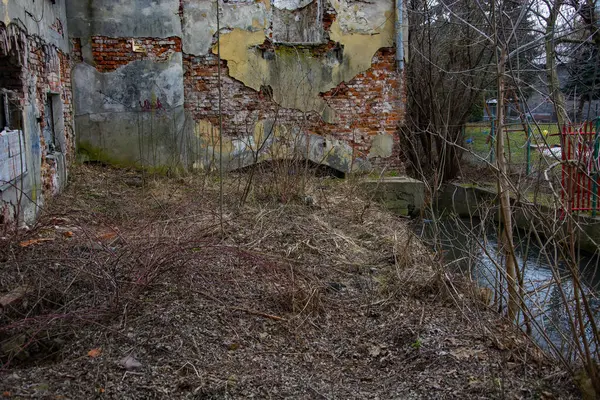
left=77, top=35, right=404, bottom=170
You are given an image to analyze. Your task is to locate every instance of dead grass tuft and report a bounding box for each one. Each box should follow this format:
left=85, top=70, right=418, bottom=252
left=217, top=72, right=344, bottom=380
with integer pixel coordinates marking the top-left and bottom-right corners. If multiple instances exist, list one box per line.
left=0, top=165, right=578, bottom=398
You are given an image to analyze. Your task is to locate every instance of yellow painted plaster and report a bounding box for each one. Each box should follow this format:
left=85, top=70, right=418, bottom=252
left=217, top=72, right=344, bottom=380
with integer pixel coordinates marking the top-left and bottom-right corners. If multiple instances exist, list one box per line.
left=194, top=119, right=233, bottom=154
left=214, top=5, right=395, bottom=123
left=2, top=0, right=9, bottom=25
left=328, top=13, right=394, bottom=83
left=260, top=0, right=271, bottom=12
left=193, top=117, right=359, bottom=171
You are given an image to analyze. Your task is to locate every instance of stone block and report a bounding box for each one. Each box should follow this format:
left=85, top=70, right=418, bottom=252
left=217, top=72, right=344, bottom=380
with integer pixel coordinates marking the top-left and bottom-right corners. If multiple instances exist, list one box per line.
left=361, top=177, right=425, bottom=216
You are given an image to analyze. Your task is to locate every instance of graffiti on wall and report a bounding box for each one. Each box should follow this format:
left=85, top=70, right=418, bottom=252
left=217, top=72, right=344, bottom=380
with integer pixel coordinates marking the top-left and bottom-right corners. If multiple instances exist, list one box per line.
left=50, top=18, right=64, bottom=37
left=139, top=98, right=164, bottom=112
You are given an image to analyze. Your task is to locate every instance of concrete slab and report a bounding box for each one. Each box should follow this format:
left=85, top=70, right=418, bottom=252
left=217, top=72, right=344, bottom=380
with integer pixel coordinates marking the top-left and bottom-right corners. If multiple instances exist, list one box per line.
left=361, top=177, right=425, bottom=216
left=437, top=183, right=600, bottom=255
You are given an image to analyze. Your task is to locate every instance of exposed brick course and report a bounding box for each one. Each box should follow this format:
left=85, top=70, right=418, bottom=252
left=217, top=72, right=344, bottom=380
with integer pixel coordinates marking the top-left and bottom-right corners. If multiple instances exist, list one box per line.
left=71, top=38, right=83, bottom=63
left=26, top=37, right=74, bottom=196
left=91, top=36, right=182, bottom=72
left=71, top=8, right=404, bottom=171
left=183, top=47, right=403, bottom=168
left=59, top=49, right=75, bottom=160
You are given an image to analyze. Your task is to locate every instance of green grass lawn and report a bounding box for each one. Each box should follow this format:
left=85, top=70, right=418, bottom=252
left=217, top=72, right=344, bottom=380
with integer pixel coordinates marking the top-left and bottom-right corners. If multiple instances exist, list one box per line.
left=462, top=122, right=600, bottom=215
left=464, top=122, right=562, bottom=166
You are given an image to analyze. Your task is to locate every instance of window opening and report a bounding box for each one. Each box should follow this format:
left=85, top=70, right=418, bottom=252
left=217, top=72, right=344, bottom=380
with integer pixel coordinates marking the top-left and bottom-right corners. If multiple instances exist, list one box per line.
left=43, top=93, right=62, bottom=153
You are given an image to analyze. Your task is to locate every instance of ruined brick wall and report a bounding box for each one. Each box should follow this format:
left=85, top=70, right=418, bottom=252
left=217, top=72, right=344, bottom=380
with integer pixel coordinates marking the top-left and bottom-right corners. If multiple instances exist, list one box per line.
left=68, top=0, right=406, bottom=174
left=183, top=51, right=298, bottom=136
left=183, top=47, right=404, bottom=170
left=0, top=20, right=74, bottom=228
left=27, top=36, right=75, bottom=197
left=320, top=48, right=404, bottom=169
left=90, top=36, right=182, bottom=72
left=71, top=38, right=83, bottom=63
left=59, top=50, right=75, bottom=159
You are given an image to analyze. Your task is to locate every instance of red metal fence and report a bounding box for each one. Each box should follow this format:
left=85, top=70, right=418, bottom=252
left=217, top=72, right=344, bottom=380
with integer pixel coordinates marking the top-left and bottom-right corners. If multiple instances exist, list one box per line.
left=561, top=120, right=600, bottom=214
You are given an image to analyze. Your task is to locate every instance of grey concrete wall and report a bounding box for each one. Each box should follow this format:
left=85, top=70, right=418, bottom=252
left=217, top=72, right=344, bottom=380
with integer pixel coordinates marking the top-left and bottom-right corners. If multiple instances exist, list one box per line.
left=73, top=53, right=188, bottom=170
left=66, top=0, right=182, bottom=64
left=181, top=0, right=268, bottom=55
left=66, top=0, right=182, bottom=38
left=436, top=183, right=600, bottom=255
left=362, top=177, right=425, bottom=216
left=1, top=0, right=69, bottom=52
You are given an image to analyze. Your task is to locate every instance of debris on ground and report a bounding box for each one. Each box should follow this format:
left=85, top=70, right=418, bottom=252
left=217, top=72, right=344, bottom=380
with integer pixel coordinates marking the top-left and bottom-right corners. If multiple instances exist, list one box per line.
left=0, top=165, right=578, bottom=399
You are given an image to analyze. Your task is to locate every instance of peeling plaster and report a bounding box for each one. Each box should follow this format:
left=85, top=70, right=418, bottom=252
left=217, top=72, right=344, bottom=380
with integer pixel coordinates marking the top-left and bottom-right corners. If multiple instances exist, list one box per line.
left=368, top=134, right=394, bottom=159
left=273, top=0, right=315, bottom=10
left=215, top=2, right=394, bottom=122
left=329, top=0, right=394, bottom=34
left=182, top=0, right=268, bottom=55
left=2, top=0, right=69, bottom=51
left=73, top=53, right=184, bottom=115
left=67, top=0, right=398, bottom=174
left=66, top=0, right=181, bottom=39
left=192, top=118, right=363, bottom=173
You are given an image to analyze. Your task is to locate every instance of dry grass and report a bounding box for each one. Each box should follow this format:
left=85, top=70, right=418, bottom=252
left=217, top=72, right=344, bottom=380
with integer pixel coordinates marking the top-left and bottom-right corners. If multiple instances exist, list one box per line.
left=0, top=164, right=578, bottom=399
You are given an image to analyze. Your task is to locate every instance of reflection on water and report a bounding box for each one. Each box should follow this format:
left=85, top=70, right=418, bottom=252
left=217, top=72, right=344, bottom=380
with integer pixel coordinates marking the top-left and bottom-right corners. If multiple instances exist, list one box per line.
left=416, top=217, right=600, bottom=358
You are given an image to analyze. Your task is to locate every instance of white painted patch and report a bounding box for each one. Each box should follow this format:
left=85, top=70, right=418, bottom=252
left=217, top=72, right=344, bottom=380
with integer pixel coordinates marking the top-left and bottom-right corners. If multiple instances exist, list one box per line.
left=273, top=0, right=314, bottom=11
left=330, top=0, right=393, bottom=34
left=182, top=1, right=268, bottom=55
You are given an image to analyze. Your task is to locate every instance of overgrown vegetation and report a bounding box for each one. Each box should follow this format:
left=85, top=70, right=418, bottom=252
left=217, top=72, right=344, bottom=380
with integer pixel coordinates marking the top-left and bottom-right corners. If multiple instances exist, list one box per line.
left=0, top=164, right=578, bottom=398
left=402, top=0, right=600, bottom=397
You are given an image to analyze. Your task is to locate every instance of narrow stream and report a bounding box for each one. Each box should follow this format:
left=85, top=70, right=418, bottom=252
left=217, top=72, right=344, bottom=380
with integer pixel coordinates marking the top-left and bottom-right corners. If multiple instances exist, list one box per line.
left=415, top=217, right=600, bottom=358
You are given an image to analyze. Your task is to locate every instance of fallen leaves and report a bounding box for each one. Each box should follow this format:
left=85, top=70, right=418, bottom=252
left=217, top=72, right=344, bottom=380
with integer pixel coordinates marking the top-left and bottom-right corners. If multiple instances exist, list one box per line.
left=18, top=238, right=54, bottom=247
left=450, top=347, right=485, bottom=361
left=97, top=232, right=117, bottom=241
left=368, top=345, right=382, bottom=357
left=87, top=348, right=102, bottom=358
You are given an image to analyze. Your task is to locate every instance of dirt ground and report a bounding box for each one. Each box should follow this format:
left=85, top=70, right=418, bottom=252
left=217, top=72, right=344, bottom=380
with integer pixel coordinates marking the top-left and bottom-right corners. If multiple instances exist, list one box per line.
left=0, top=165, right=579, bottom=399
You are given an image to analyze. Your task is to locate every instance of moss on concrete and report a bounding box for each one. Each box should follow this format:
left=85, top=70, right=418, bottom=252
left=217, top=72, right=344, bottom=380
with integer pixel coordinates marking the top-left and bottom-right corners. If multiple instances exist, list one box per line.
left=77, top=141, right=183, bottom=176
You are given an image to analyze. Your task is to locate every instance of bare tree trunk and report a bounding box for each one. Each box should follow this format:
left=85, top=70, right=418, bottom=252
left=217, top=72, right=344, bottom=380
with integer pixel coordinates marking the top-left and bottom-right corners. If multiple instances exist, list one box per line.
left=496, top=47, right=519, bottom=322
left=576, top=96, right=586, bottom=122
left=545, top=0, right=568, bottom=128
